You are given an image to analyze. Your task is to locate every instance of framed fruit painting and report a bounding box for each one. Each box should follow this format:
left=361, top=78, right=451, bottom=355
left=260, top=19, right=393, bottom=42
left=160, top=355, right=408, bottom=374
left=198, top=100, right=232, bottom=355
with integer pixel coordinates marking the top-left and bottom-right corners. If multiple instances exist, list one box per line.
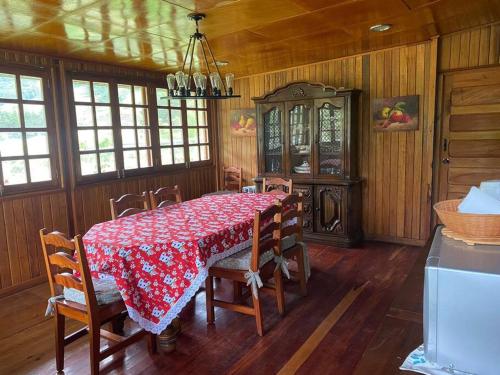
left=230, top=109, right=257, bottom=137
left=373, top=95, right=419, bottom=132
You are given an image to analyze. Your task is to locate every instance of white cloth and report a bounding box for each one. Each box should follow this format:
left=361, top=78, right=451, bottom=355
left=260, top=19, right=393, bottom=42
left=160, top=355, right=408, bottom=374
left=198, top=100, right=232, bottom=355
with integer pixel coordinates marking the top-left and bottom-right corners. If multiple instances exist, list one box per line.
left=45, top=295, right=64, bottom=317
left=244, top=269, right=263, bottom=299
left=281, top=234, right=311, bottom=281
left=400, top=345, right=475, bottom=375
left=458, top=186, right=500, bottom=214
left=274, top=255, right=290, bottom=279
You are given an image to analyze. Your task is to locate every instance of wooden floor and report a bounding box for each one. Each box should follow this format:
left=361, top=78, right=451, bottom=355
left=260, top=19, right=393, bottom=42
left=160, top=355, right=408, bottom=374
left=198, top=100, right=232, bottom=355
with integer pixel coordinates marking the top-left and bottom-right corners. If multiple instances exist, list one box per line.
left=0, top=241, right=426, bottom=375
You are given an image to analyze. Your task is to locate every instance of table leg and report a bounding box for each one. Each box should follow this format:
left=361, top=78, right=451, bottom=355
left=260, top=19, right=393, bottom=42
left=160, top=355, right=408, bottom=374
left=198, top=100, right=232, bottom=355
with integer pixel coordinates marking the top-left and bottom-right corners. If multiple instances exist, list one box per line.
left=158, top=317, right=181, bottom=353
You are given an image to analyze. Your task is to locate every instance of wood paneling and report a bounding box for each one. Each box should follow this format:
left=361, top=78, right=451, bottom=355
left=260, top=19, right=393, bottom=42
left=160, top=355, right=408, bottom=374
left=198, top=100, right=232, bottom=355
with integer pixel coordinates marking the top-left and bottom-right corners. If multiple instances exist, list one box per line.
left=438, top=23, right=500, bottom=72
left=217, top=38, right=438, bottom=244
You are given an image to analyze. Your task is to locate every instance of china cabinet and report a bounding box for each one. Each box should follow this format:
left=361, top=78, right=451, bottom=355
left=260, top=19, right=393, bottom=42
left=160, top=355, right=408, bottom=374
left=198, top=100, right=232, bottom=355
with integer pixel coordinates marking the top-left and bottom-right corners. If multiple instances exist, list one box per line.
left=253, top=82, right=362, bottom=247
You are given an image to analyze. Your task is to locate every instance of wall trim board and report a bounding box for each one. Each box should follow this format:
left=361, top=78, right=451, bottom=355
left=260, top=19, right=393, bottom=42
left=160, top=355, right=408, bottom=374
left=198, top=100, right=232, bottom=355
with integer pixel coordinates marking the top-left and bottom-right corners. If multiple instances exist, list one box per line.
left=0, top=275, right=47, bottom=299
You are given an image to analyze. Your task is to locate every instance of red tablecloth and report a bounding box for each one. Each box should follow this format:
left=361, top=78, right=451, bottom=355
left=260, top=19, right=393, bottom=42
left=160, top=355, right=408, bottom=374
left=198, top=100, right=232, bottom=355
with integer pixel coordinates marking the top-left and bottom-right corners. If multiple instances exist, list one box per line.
left=83, top=193, right=283, bottom=334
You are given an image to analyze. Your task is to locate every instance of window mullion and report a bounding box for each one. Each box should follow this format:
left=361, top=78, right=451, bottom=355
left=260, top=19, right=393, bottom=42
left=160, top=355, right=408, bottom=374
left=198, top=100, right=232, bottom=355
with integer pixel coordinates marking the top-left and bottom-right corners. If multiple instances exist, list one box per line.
left=16, top=74, right=31, bottom=184
left=180, top=99, right=189, bottom=168
left=110, top=81, right=124, bottom=177
left=149, top=85, right=161, bottom=169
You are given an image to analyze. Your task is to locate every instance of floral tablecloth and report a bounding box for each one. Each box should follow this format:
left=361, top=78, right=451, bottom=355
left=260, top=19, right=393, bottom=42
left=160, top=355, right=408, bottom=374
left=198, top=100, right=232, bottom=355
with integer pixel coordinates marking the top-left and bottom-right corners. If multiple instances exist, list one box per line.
left=83, top=193, right=283, bottom=334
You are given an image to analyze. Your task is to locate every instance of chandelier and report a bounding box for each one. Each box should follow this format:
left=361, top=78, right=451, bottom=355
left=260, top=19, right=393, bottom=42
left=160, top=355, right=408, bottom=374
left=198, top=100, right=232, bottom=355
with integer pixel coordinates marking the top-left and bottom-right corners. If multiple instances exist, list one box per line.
left=165, top=13, right=240, bottom=100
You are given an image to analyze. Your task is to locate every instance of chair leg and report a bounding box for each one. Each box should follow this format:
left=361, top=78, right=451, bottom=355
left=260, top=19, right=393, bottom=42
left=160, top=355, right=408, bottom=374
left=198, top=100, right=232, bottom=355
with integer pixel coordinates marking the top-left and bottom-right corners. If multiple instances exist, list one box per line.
left=205, top=276, right=215, bottom=324
left=111, top=313, right=126, bottom=335
left=297, top=249, right=308, bottom=296
left=55, top=313, right=65, bottom=373
left=89, top=323, right=101, bottom=375
left=274, top=267, right=285, bottom=316
left=148, top=333, right=157, bottom=355
left=252, top=291, right=264, bottom=336
left=233, top=280, right=242, bottom=302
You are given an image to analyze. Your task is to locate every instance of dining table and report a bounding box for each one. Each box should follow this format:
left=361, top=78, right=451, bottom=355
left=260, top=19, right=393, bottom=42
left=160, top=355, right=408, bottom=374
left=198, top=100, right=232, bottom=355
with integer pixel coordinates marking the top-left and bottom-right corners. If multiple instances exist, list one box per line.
left=82, top=192, right=285, bottom=349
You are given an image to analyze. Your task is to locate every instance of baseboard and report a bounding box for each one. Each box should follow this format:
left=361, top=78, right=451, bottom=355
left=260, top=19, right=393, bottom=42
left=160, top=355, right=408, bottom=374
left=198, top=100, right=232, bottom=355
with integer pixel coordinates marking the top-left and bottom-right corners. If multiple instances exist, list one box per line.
left=364, top=234, right=426, bottom=247
left=0, top=275, right=47, bottom=299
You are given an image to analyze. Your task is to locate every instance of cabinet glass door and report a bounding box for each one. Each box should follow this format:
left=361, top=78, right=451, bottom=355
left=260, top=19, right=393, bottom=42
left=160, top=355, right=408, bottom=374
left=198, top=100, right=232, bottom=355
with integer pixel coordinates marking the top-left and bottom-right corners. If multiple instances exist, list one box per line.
left=288, top=102, right=312, bottom=175
left=263, top=106, right=283, bottom=173
left=317, top=100, right=344, bottom=176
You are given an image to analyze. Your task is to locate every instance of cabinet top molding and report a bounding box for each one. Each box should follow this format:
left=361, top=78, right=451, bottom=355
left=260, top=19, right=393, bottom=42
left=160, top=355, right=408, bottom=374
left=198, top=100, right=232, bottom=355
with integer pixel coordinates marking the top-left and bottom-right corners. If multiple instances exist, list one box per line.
left=252, top=81, right=360, bottom=103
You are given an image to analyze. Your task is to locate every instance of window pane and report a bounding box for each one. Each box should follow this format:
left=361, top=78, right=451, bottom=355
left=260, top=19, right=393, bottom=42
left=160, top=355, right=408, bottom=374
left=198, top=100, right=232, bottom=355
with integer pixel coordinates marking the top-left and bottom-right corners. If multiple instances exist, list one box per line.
left=161, top=147, right=172, bottom=165
left=121, top=129, right=136, bottom=148
left=75, top=105, right=94, bottom=127
left=173, top=147, right=184, bottom=164
left=197, top=99, right=206, bottom=108
left=200, top=145, right=210, bottom=161
left=159, top=128, right=171, bottom=146
left=172, top=129, right=183, bottom=145
left=78, top=129, right=96, bottom=151
left=139, top=149, right=152, bottom=168
left=97, top=129, right=114, bottom=150
left=73, top=80, right=91, bottom=102
left=158, top=109, right=170, bottom=126
left=134, top=86, right=147, bottom=105
left=95, top=106, right=112, bottom=127
left=29, top=158, right=51, bottom=182
left=171, top=109, right=181, bottom=126
left=93, top=82, right=110, bottom=103
left=23, top=104, right=47, bottom=128
left=186, top=99, right=196, bottom=108
left=137, top=129, right=151, bottom=147
left=0, top=73, right=17, bottom=99
left=189, top=146, right=200, bottom=162
left=198, top=110, right=207, bottom=126
left=156, top=88, right=168, bottom=106
left=170, top=99, right=181, bottom=108
left=2, top=159, right=27, bottom=185
left=118, top=84, right=132, bottom=104
left=80, top=153, right=98, bottom=175
left=120, top=107, right=134, bottom=126
left=99, top=152, right=116, bottom=172
left=0, top=132, right=23, bottom=157
left=0, top=103, right=21, bottom=128
left=187, top=110, right=197, bottom=126
left=21, top=76, right=43, bottom=100
left=123, top=150, right=138, bottom=169
left=199, top=128, right=209, bottom=143
left=136, top=107, right=148, bottom=126
left=188, top=128, right=198, bottom=144
left=26, top=132, right=49, bottom=155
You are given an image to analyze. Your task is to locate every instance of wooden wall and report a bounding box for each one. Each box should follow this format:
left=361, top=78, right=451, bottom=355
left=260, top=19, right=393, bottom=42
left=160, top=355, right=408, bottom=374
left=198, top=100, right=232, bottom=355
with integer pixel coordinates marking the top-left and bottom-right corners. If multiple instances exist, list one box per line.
left=217, top=38, right=438, bottom=245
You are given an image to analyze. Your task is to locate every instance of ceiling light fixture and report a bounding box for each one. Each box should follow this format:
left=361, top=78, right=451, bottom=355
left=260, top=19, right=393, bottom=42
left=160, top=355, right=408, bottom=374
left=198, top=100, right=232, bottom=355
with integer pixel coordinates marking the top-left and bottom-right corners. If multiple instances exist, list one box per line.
left=369, top=24, right=392, bottom=32
left=165, top=13, right=239, bottom=100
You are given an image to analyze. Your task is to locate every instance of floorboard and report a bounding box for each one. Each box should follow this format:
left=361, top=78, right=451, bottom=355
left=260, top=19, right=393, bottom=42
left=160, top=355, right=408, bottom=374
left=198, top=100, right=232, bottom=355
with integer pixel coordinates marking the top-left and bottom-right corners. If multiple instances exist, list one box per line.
left=0, top=241, right=426, bottom=375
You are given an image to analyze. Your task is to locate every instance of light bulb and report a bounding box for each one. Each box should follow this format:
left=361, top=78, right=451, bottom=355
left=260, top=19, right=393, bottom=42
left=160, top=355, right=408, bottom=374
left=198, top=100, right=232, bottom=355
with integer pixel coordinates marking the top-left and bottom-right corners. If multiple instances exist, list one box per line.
left=193, top=72, right=202, bottom=96
left=225, top=73, right=234, bottom=96
left=175, top=71, right=186, bottom=96
left=209, top=72, right=222, bottom=96
left=200, top=74, right=207, bottom=96
left=166, top=73, right=176, bottom=96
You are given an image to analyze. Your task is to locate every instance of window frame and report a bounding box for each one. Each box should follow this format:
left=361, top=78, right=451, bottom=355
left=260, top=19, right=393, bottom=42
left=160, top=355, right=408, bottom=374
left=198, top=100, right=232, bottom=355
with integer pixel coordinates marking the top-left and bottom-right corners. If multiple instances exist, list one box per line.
left=0, top=65, right=60, bottom=196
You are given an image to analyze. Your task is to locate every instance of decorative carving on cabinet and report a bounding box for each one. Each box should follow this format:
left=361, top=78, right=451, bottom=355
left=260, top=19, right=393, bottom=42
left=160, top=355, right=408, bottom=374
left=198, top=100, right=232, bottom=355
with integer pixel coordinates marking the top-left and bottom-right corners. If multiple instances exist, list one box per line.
left=318, top=186, right=343, bottom=233
left=292, top=87, right=305, bottom=97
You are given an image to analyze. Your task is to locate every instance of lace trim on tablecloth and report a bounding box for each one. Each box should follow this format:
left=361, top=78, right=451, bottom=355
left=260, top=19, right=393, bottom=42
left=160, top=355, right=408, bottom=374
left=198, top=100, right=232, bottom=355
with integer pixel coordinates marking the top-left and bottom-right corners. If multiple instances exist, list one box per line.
left=120, top=238, right=253, bottom=334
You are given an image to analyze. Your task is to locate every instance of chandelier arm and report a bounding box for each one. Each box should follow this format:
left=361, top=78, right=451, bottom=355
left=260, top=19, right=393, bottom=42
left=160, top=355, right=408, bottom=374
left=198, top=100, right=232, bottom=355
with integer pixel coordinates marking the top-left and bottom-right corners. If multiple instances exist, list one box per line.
left=199, top=37, right=212, bottom=76
left=187, top=36, right=196, bottom=90
left=203, top=35, right=228, bottom=95
left=181, top=36, right=193, bottom=73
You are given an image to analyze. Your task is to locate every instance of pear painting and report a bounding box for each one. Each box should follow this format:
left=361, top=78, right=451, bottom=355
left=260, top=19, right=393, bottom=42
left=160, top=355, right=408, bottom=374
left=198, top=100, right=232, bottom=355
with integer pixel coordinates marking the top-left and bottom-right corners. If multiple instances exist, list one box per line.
left=373, top=95, right=419, bottom=132
left=230, top=109, right=257, bottom=137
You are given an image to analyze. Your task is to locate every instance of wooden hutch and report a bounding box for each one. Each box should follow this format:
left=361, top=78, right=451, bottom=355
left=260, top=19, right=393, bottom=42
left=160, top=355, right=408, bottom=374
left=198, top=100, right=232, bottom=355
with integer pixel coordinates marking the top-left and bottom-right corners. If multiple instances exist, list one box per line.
left=253, top=82, right=362, bottom=247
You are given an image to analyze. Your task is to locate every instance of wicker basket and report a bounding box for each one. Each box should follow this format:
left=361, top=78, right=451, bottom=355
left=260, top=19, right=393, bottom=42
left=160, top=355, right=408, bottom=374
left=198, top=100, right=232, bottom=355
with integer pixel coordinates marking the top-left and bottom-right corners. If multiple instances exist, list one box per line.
left=434, top=199, right=500, bottom=238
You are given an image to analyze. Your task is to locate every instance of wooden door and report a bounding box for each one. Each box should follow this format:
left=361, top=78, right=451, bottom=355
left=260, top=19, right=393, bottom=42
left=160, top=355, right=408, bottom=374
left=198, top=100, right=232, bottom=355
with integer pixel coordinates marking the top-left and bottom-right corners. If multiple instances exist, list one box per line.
left=286, top=100, right=314, bottom=178
left=438, top=67, right=500, bottom=201
left=313, top=185, right=346, bottom=236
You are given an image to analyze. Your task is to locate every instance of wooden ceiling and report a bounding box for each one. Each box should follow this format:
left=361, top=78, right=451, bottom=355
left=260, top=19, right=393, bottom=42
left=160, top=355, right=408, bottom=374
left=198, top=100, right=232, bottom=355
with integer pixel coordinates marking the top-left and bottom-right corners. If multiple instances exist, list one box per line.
left=0, top=0, right=499, bottom=76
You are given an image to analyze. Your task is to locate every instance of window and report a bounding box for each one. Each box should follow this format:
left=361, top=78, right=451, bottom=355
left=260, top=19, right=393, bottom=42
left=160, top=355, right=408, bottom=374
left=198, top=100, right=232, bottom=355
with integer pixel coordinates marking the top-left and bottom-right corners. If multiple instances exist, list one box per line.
left=156, top=88, right=185, bottom=166
left=70, top=78, right=212, bottom=182
left=0, top=70, right=57, bottom=194
left=186, top=97, right=210, bottom=163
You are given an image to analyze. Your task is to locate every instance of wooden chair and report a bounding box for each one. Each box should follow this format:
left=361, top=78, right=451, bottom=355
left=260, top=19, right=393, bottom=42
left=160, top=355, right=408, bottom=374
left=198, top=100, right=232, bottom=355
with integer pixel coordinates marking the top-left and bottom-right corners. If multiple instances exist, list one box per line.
left=205, top=203, right=285, bottom=336
left=149, top=185, right=182, bottom=208
left=223, top=166, right=243, bottom=192
left=262, top=177, right=293, bottom=194
left=279, top=193, right=308, bottom=296
left=110, top=192, right=150, bottom=219
left=40, top=229, right=156, bottom=375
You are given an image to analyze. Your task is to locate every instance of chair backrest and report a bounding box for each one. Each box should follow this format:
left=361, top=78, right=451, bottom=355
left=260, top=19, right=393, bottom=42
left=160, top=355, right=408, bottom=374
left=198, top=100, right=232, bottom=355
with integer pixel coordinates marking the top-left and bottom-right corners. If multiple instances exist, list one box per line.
left=277, top=193, right=304, bottom=242
left=249, top=203, right=282, bottom=272
left=223, top=166, right=242, bottom=192
left=40, top=229, right=97, bottom=310
left=149, top=185, right=182, bottom=209
left=110, top=192, right=150, bottom=219
left=262, top=177, right=293, bottom=194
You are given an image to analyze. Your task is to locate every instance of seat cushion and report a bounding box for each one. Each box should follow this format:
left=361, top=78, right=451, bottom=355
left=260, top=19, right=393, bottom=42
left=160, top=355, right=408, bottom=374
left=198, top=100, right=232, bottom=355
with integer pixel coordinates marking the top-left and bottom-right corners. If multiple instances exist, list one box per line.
left=63, top=278, right=122, bottom=306
left=282, top=234, right=297, bottom=251
left=213, top=246, right=274, bottom=270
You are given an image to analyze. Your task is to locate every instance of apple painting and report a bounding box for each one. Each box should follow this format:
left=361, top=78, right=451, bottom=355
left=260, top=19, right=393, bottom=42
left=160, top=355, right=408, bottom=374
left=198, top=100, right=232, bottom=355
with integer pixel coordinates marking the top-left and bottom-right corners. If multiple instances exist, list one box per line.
left=230, top=109, right=257, bottom=137
left=373, top=95, right=419, bottom=132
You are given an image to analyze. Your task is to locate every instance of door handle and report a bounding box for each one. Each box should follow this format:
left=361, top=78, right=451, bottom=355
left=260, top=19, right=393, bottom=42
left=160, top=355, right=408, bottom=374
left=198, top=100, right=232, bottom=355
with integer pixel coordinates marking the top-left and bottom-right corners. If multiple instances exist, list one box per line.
left=442, top=158, right=450, bottom=164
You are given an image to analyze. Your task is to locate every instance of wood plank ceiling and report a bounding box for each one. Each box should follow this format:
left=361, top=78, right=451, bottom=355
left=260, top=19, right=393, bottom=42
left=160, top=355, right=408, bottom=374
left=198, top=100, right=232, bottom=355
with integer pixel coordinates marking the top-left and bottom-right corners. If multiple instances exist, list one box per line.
left=0, top=0, right=499, bottom=76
